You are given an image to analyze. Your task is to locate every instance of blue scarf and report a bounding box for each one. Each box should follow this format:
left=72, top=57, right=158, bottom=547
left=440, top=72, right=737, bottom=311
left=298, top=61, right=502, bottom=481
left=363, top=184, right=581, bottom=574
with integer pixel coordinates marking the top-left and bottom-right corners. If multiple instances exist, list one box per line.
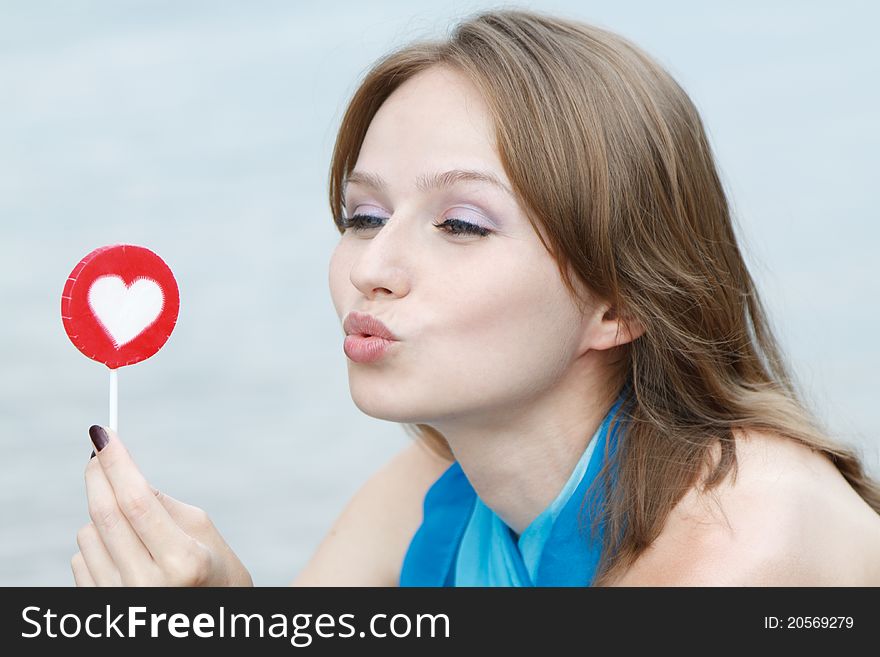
left=400, top=388, right=629, bottom=586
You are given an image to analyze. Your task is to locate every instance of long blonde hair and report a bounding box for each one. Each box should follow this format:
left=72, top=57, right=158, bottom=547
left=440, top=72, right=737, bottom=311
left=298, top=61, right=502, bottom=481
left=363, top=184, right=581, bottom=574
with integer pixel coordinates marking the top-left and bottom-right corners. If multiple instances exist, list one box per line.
left=327, top=8, right=880, bottom=585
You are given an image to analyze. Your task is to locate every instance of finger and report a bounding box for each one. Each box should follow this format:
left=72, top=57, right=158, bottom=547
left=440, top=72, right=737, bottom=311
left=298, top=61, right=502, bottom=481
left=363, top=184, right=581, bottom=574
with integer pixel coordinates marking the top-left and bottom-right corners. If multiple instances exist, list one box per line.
left=71, top=552, right=96, bottom=587
left=85, top=454, right=155, bottom=583
left=89, top=425, right=196, bottom=569
left=76, top=522, right=122, bottom=587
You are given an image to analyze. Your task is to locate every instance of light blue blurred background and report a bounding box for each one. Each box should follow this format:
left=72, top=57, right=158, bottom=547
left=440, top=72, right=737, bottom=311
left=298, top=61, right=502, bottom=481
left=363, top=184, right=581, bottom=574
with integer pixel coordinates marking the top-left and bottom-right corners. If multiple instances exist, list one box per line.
left=1, top=0, right=877, bottom=586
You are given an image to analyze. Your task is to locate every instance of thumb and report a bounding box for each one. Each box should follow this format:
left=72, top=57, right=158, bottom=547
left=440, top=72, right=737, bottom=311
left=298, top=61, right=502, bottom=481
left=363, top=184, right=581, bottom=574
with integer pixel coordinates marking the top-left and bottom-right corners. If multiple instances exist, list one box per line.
left=149, top=486, right=211, bottom=528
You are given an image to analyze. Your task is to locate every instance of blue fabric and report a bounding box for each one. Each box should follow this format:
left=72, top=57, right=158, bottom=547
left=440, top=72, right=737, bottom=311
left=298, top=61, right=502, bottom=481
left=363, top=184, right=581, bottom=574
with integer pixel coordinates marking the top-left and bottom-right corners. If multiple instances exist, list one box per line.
left=399, top=387, right=630, bottom=587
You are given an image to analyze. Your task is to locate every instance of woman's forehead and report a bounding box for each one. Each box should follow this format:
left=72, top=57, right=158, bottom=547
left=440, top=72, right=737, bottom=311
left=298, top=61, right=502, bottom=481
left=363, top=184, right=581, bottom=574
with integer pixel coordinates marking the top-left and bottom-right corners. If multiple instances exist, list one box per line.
left=368, top=69, right=493, bottom=139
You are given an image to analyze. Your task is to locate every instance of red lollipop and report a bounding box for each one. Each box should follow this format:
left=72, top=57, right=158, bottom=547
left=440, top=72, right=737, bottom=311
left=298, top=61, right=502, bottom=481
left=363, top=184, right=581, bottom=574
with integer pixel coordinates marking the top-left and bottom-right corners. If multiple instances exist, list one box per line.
left=61, top=244, right=180, bottom=431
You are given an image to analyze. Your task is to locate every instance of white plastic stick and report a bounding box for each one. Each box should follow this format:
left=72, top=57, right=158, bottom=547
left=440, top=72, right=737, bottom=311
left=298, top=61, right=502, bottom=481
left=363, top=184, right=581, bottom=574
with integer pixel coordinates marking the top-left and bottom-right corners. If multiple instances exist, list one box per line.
left=109, top=368, right=118, bottom=433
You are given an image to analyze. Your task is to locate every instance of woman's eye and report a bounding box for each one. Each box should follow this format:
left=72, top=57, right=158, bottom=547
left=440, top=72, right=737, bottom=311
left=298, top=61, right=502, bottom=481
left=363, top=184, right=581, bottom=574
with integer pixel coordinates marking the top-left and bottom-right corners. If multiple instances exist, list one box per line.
left=341, top=213, right=491, bottom=238
left=432, top=217, right=492, bottom=237
left=341, top=213, right=385, bottom=232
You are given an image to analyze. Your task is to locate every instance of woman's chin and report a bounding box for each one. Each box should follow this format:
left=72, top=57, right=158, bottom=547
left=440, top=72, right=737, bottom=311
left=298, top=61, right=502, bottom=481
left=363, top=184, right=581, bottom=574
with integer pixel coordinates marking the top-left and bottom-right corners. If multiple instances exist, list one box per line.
left=350, top=391, right=410, bottom=423
left=350, top=389, right=446, bottom=425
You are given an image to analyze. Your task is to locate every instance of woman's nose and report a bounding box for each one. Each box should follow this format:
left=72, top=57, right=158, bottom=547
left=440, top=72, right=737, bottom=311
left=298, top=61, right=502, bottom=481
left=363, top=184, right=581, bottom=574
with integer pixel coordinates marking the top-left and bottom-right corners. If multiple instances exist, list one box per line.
left=348, top=213, right=412, bottom=300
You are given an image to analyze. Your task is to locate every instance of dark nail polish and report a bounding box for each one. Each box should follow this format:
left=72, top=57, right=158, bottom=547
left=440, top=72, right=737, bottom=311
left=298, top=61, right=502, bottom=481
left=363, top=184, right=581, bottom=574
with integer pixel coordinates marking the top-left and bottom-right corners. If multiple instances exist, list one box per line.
left=89, top=450, right=96, bottom=460
left=89, top=425, right=109, bottom=452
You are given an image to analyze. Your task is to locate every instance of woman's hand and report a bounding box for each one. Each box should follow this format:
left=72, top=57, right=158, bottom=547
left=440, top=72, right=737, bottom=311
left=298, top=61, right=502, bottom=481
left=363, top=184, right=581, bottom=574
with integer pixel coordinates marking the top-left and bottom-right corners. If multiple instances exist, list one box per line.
left=71, top=425, right=253, bottom=587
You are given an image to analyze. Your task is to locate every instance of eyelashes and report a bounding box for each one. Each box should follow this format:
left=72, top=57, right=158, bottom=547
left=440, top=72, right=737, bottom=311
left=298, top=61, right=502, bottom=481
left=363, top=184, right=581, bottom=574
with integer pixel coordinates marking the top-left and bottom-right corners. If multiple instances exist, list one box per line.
left=340, top=213, right=492, bottom=238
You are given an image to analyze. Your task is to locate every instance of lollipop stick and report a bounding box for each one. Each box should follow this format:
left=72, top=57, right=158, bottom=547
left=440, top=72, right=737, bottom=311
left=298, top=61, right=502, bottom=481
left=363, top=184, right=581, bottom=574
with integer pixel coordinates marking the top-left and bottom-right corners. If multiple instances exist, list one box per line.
left=109, top=368, right=118, bottom=433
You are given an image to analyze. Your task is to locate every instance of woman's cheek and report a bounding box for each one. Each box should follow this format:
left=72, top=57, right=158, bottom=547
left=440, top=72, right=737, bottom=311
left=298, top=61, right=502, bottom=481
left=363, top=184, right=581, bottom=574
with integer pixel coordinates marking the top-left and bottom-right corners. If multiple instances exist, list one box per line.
left=328, top=244, right=352, bottom=312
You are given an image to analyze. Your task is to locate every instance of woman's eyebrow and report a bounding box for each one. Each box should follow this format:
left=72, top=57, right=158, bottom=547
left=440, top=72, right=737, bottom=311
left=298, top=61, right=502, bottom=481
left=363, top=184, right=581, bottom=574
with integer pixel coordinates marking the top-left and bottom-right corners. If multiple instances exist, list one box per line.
left=344, top=169, right=514, bottom=197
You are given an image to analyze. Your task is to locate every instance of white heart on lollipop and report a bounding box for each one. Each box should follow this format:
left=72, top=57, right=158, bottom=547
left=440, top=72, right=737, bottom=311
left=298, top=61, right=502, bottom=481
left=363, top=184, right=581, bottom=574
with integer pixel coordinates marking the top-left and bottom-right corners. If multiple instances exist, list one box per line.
left=87, top=275, right=165, bottom=348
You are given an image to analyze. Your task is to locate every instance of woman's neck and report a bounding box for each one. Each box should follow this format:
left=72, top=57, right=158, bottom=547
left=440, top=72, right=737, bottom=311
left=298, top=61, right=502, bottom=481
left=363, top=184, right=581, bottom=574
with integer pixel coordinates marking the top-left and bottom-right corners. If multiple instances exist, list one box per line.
left=429, top=364, right=622, bottom=535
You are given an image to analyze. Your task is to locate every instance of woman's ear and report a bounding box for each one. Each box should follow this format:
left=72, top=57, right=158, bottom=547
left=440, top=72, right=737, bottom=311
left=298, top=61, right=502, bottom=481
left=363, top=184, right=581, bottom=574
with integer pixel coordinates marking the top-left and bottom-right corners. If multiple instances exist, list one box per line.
left=578, top=303, right=645, bottom=354
left=604, top=305, right=645, bottom=346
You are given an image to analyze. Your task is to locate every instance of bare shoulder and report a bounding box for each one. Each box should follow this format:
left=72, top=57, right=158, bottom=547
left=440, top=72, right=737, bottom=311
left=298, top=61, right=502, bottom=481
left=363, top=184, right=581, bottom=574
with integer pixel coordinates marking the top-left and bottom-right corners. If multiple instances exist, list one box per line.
left=611, top=429, right=880, bottom=585
left=290, top=440, right=454, bottom=586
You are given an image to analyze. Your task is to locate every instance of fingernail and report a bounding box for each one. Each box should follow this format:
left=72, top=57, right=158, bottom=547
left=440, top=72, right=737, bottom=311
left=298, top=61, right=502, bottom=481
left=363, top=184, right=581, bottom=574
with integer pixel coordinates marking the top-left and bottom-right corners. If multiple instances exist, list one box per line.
left=89, top=425, right=109, bottom=452
left=89, top=450, right=96, bottom=460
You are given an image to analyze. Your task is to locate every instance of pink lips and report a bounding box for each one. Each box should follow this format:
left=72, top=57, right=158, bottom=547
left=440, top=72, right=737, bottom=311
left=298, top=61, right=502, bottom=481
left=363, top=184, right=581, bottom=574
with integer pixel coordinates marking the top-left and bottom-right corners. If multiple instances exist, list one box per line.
left=343, top=311, right=399, bottom=363
left=343, top=334, right=396, bottom=363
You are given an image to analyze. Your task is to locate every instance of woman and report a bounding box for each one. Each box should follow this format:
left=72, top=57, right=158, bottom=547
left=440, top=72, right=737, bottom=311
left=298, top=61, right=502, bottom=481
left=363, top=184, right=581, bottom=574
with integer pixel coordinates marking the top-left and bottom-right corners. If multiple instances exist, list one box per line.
left=71, top=8, right=880, bottom=587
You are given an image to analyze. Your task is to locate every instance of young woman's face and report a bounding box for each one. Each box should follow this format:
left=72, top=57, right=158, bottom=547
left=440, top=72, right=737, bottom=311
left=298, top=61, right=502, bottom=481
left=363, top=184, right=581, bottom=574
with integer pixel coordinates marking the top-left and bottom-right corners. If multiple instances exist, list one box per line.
left=328, top=65, right=594, bottom=427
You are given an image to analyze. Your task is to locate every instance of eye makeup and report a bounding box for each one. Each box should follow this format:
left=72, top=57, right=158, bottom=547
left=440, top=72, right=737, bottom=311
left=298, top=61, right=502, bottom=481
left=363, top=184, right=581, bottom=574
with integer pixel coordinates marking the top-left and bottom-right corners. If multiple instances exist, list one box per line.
left=340, top=212, right=493, bottom=238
